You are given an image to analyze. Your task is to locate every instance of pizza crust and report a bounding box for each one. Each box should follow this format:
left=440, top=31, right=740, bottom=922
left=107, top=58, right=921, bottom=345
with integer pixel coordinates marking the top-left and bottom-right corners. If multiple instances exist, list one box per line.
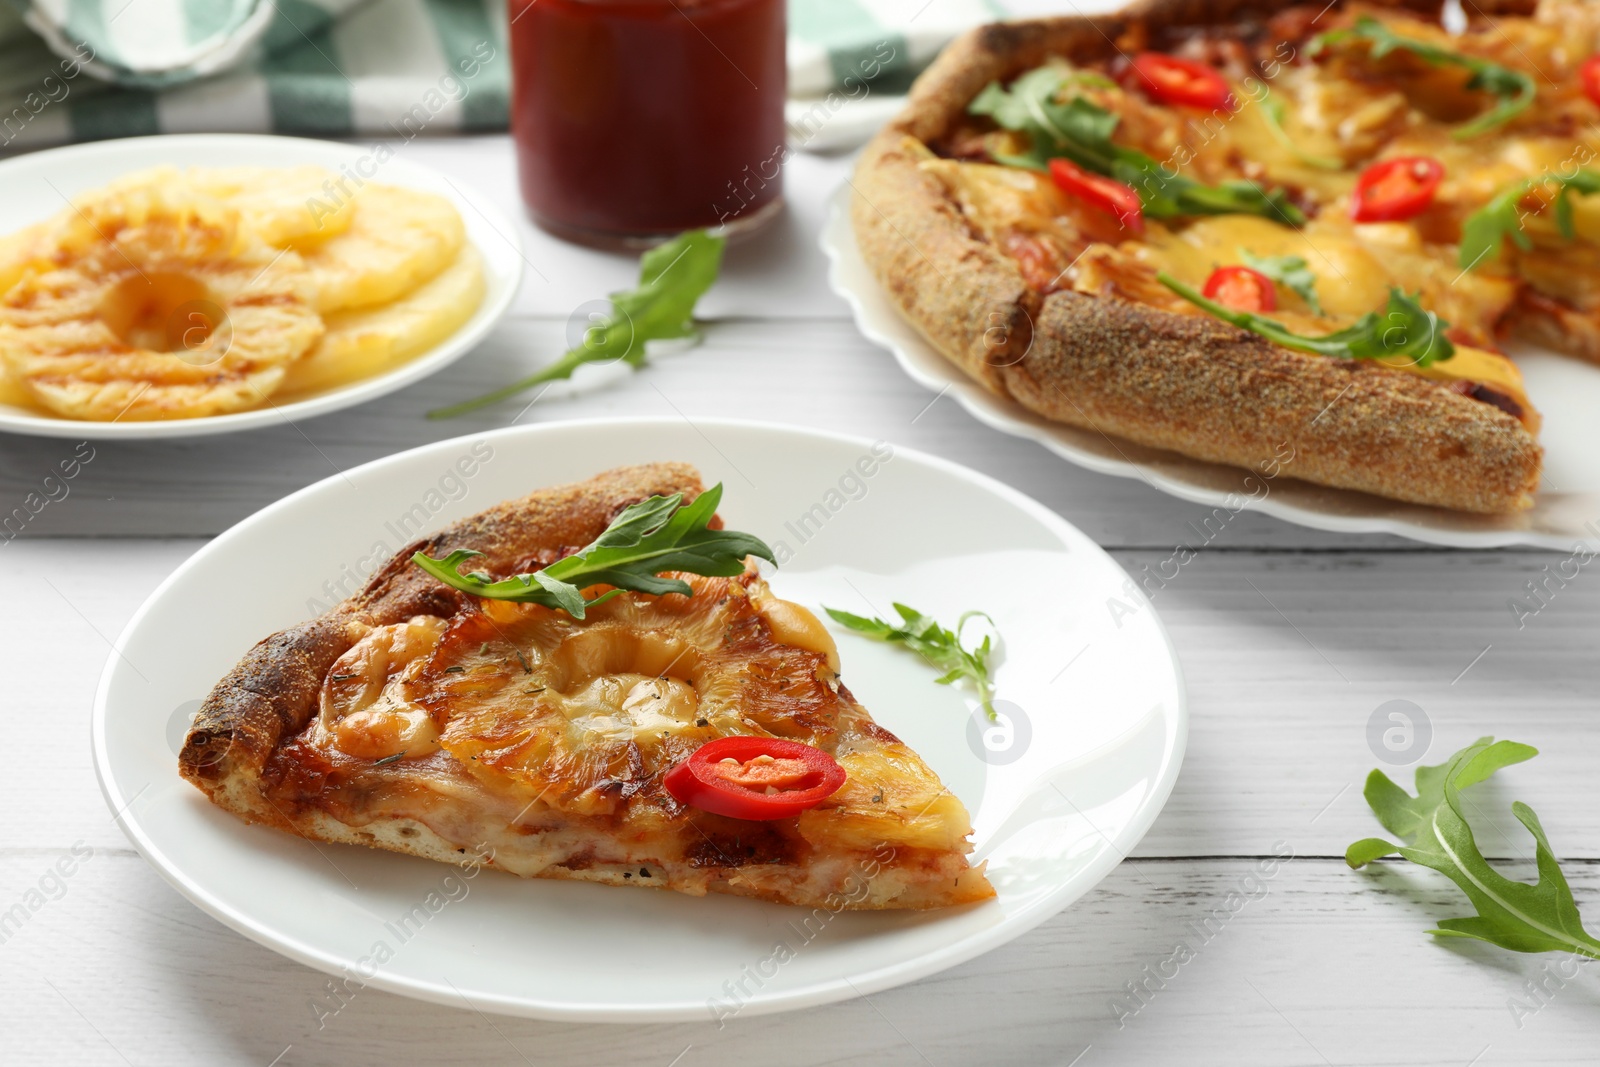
left=851, top=0, right=1545, bottom=514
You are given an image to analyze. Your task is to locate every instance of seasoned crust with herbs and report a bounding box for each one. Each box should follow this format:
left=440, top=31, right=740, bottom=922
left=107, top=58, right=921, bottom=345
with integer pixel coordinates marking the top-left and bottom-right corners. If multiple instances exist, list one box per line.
left=851, top=0, right=1546, bottom=514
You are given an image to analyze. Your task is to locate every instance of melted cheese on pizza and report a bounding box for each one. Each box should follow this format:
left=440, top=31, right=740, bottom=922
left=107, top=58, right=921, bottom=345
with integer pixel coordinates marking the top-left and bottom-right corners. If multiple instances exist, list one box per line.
left=279, top=570, right=979, bottom=886
left=922, top=156, right=1536, bottom=419
left=929, top=0, right=1600, bottom=422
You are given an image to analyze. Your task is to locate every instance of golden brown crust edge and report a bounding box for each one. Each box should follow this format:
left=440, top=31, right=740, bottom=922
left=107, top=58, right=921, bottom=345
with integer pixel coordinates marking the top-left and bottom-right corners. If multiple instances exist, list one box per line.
left=178, top=462, right=707, bottom=802
left=850, top=0, right=1543, bottom=515
left=1020, top=292, right=1542, bottom=513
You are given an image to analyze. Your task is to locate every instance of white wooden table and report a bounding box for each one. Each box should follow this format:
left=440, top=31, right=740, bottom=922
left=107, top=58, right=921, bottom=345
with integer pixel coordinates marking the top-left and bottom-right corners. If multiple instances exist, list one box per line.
left=4, top=134, right=1598, bottom=1067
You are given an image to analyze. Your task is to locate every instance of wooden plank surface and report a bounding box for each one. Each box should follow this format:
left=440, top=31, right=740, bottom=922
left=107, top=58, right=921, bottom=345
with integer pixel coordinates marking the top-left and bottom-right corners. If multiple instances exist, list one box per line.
left=0, top=315, right=1420, bottom=550
left=3, top=132, right=1598, bottom=1066
left=3, top=852, right=1596, bottom=1066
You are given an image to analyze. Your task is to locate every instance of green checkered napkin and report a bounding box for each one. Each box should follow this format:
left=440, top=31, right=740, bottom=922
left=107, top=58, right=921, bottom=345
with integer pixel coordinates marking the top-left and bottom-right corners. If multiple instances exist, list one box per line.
left=0, top=0, right=508, bottom=147
left=788, top=0, right=1003, bottom=97
left=0, top=0, right=993, bottom=148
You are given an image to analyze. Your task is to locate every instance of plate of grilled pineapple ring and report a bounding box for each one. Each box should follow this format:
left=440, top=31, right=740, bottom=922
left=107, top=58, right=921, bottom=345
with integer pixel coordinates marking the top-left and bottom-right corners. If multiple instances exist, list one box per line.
left=0, top=134, right=522, bottom=439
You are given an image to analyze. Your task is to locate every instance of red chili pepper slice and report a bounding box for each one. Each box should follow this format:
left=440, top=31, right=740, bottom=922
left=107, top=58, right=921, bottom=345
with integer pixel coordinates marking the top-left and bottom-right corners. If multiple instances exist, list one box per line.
left=1048, top=158, right=1145, bottom=235
left=1349, top=156, right=1445, bottom=223
left=1202, top=266, right=1277, bottom=312
left=1582, top=56, right=1600, bottom=109
left=663, top=736, right=846, bottom=821
left=1125, top=53, right=1236, bottom=111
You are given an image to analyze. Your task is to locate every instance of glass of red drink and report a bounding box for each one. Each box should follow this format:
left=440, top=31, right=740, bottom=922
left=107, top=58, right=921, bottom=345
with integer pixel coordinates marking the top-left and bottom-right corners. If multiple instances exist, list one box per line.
left=508, top=0, right=787, bottom=249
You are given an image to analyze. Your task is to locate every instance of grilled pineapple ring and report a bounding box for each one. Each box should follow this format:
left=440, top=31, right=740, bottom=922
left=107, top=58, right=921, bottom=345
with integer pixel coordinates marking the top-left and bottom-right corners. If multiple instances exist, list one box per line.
left=299, top=184, right=466, bottom=313
left=183, top=165, right=359, bottom=247
left=278, top=245, right=486, bottom=397
left=0, top=222, right=48, bottom=409
left=0, top=179, right=324, bottom=421
left=0, top=167, right=478, bottom=415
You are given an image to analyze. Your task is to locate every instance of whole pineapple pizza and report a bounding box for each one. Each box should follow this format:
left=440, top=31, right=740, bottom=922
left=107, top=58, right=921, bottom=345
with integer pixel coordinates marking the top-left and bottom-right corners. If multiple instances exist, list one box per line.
left=853, top=0, right=1600, bottom=514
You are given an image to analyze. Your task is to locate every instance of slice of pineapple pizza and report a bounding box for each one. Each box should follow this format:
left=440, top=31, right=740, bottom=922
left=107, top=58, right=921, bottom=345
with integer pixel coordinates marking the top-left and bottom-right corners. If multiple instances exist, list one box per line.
left=180, top=463, right=994, bottom=910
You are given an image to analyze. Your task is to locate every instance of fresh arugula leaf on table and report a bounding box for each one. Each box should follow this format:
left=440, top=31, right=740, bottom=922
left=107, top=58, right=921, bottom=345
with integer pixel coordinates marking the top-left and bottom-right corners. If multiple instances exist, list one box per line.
left=1459, top=169, right=1600, bottom=270
left=1238, top=248, right=1325, bottom=315
left=968, top=67, right=1305, bottom=226
left=429, top=229, right=725, bottom=418
left=824, top=604, right=1000, bottom=720
left=1347, top=737, right=1600, bottom=961
left=1158, top=271, right=1454, bottom=367
left=413, top=484, right=773, bottom=619
left=1312, top=15, right=1535, bottom=140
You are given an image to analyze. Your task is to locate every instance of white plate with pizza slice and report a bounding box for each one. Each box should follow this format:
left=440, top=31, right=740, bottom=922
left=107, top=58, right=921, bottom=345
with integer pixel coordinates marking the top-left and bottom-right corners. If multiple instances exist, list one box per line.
left=822, top=185, right=1600, bottom=551
left=92, top=418, right=1186, bottom=1022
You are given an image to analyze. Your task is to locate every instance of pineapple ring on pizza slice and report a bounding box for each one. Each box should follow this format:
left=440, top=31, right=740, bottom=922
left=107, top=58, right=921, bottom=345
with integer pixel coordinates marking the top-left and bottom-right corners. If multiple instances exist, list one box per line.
left=180, top=464, right=994, bottom=911
left=0, top=178, right=324, bottom=421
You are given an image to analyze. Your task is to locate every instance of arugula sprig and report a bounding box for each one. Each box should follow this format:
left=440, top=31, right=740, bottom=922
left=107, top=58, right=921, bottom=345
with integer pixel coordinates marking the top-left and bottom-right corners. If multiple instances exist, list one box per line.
left=1258, top=97, right=1343, bottom=171
left=968, top=66, right=1118, bottom=173
left=1312, top=15, right=1535, bottom=140
left=1238, top=249, right=1325, bottom=315
left=1158, top=271, right=1454, bottom=366
left=1348, top=737, right=1600, bottom=961
left=825, top=604, right=1000, bottom=720
left=968, top=66, right=1305, bottom=226
left=1459, top=169, right=1600, bottom=270
left=430, top=229, right=725, bottom=419
left=412, top=484, right=773, bottom=619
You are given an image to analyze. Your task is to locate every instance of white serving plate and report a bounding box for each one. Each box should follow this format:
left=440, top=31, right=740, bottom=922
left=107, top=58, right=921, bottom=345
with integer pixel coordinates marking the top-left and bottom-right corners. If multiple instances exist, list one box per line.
left=93, top=418, right=1186, bottom=1021
left=0, top=134, right=522, bottom=439
left=821, top=183, right=1600, bottom=550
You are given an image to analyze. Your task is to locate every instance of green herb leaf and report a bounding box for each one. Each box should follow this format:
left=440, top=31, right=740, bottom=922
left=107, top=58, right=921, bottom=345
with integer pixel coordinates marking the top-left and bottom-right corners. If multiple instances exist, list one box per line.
left=1257, top=96, right=1344, bottom=171
left=1347, top=737, right=1600, bottom=961
left=969, top=67, right=1305, bottom=226
left=1313, top=15, right=1535, bottom=139
left=1158, top=271, right=1454, bottom=366
left=825, top=604, right=1000, bottom=720
left=1459, top=168, right=1600, bottom=270
left=412, top=484, right=774, bottom=619
left=1459, top=182, right=1540, bottom=270
left=969, top=67, right=1120, bottom=173
left=1238, top=248, right=1325, bottom=315
left=429, top=229, right=726, bottom=418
